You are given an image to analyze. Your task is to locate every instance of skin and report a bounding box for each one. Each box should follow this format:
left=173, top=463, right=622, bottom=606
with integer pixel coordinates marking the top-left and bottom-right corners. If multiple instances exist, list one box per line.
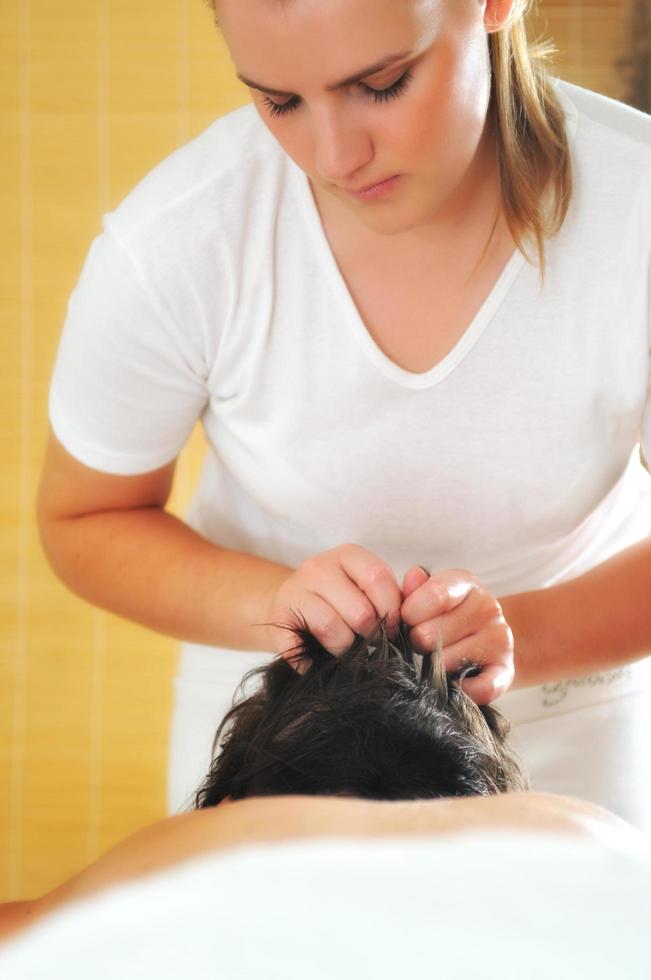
left=1, top=790, right=648, bottom=944
left=272, top=548, right=514, bottom=706
left=217, top=0, right=517, bottom=704
left=217, top=0, right=511, bottom=246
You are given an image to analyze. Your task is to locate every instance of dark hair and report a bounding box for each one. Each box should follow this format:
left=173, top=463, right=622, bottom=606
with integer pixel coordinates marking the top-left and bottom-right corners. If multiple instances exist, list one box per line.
left=191, top=615, right=529, bottom=809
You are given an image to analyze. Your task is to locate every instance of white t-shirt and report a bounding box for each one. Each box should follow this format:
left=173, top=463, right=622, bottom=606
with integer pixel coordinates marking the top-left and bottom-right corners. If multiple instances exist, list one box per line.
left=48, top=78, right=651, bottom=789
left=49, top=77, right=651, bottom=588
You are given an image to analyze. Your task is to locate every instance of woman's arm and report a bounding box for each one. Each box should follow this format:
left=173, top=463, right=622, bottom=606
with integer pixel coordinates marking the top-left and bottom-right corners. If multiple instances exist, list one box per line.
left=2, top=791, right=645, bottom=944
left=500, top=535, right=651, bottom=689
left=36, top=428, right=292, bottom=651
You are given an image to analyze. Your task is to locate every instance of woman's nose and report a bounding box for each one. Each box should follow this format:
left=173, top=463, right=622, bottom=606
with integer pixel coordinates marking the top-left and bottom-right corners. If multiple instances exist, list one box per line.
left=311, top=105, right=372, bottom=184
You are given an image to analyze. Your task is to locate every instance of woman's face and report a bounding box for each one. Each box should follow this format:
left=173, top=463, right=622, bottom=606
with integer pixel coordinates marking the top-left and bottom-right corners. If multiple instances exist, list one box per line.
left=215, top=0, right=507, bottom=239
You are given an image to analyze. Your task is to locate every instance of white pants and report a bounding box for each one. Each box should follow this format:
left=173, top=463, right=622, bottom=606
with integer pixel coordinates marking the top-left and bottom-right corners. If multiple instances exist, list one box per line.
left=167, top=642, right=651, bottom=835
left=167, top=643, right=276, bottom=814
left=503, top=690, right=651, bottom=834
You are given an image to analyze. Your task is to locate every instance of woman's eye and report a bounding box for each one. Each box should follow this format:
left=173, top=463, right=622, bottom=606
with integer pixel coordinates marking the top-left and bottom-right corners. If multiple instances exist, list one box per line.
left=260, top=95, right=299, bottom=119
left=260, top=68, right=413, bottom=120
left=366, top=68, right=414, bottom=103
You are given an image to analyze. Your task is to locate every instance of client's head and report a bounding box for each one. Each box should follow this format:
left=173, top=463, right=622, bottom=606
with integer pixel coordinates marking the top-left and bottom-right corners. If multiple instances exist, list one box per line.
left=192, top=615, right=529, bottom=810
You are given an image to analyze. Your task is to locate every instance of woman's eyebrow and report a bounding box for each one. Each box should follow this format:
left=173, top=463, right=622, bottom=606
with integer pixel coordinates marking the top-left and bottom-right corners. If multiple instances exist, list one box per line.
left=237, top=49, right=414, bottom=97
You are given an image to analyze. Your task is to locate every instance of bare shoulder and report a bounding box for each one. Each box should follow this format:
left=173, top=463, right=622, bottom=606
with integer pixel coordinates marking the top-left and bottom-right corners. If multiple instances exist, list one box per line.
left=0, top=901, right=42, bottom=945
left=37, top=790, right=651, bottom=902
left=136, top=791, right=647, bottom=855
left=4, top=792, right=646, bottom=944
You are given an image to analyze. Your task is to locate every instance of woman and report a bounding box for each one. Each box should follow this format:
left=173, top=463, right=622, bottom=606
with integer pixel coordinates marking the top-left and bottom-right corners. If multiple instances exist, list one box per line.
left=37, top=0, right=651, bottom=825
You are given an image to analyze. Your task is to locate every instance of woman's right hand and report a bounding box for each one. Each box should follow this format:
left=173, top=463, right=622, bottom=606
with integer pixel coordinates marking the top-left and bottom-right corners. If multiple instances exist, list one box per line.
left=265, top=543, right=404, bottom=667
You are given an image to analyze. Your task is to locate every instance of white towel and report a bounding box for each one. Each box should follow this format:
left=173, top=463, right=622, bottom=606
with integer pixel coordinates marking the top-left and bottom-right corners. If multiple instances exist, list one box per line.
left=1, top=830, right=650, bottom=978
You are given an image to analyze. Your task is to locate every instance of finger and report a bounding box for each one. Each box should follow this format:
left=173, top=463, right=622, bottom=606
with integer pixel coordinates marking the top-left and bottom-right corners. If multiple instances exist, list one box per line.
left=274, top=593, right=357, bottom=666
left=434, top=621, right=513, bottom=674
left=337, top=546, right=403, bottom=635
left=402, top=565, right=430, bottom=600
left=458, top=661, right=515, bottom=706
left=433, top=629, right=514, bottom=706
left=407, top=586, right=499, bottom=653
left=400, top=568, right=478, bottom=626
left=298, top=550, right=387, bottom=641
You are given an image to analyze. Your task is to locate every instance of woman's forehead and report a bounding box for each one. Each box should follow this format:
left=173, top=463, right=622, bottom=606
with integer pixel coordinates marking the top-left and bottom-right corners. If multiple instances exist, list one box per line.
left=215, top=0, right=448, bottom=88
left=214, top=0, right=448, bottom=39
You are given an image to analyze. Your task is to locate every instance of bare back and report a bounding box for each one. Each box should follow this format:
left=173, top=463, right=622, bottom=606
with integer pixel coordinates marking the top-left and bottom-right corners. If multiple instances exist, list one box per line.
left=2, top=790, right=645, bottom=945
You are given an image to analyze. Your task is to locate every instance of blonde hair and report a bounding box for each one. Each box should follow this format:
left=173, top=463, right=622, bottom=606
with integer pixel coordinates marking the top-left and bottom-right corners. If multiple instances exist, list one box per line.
left=482, top=0, right=572, bottom=289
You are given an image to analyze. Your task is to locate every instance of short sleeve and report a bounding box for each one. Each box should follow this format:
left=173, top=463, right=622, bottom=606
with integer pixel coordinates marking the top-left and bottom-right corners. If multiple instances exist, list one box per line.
left=49, top=221, right=209, bottom=475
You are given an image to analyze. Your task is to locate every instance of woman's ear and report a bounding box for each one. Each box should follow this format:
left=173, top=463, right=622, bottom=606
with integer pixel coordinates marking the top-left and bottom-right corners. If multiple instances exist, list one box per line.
left=483, top=0, right=515, bottom=34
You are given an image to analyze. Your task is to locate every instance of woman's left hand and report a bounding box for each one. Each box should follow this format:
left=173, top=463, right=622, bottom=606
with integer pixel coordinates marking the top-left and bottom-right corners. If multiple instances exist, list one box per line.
left=400, top=565, right=515, bottom=705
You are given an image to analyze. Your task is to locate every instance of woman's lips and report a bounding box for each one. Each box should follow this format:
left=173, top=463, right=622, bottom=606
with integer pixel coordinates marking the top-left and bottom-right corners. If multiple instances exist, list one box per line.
left=345, top=174, right=401, bottom=200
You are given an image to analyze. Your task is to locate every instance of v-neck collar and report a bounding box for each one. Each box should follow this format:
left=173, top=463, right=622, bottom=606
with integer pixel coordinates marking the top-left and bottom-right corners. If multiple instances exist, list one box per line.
left=294, top=167, right=524, bottom=388
left=287, top=76, right=578, bottom=390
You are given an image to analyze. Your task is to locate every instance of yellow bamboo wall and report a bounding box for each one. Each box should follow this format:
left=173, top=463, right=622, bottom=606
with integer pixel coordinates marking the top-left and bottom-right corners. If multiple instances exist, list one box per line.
left=0, top=0, right=636, bottom=902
